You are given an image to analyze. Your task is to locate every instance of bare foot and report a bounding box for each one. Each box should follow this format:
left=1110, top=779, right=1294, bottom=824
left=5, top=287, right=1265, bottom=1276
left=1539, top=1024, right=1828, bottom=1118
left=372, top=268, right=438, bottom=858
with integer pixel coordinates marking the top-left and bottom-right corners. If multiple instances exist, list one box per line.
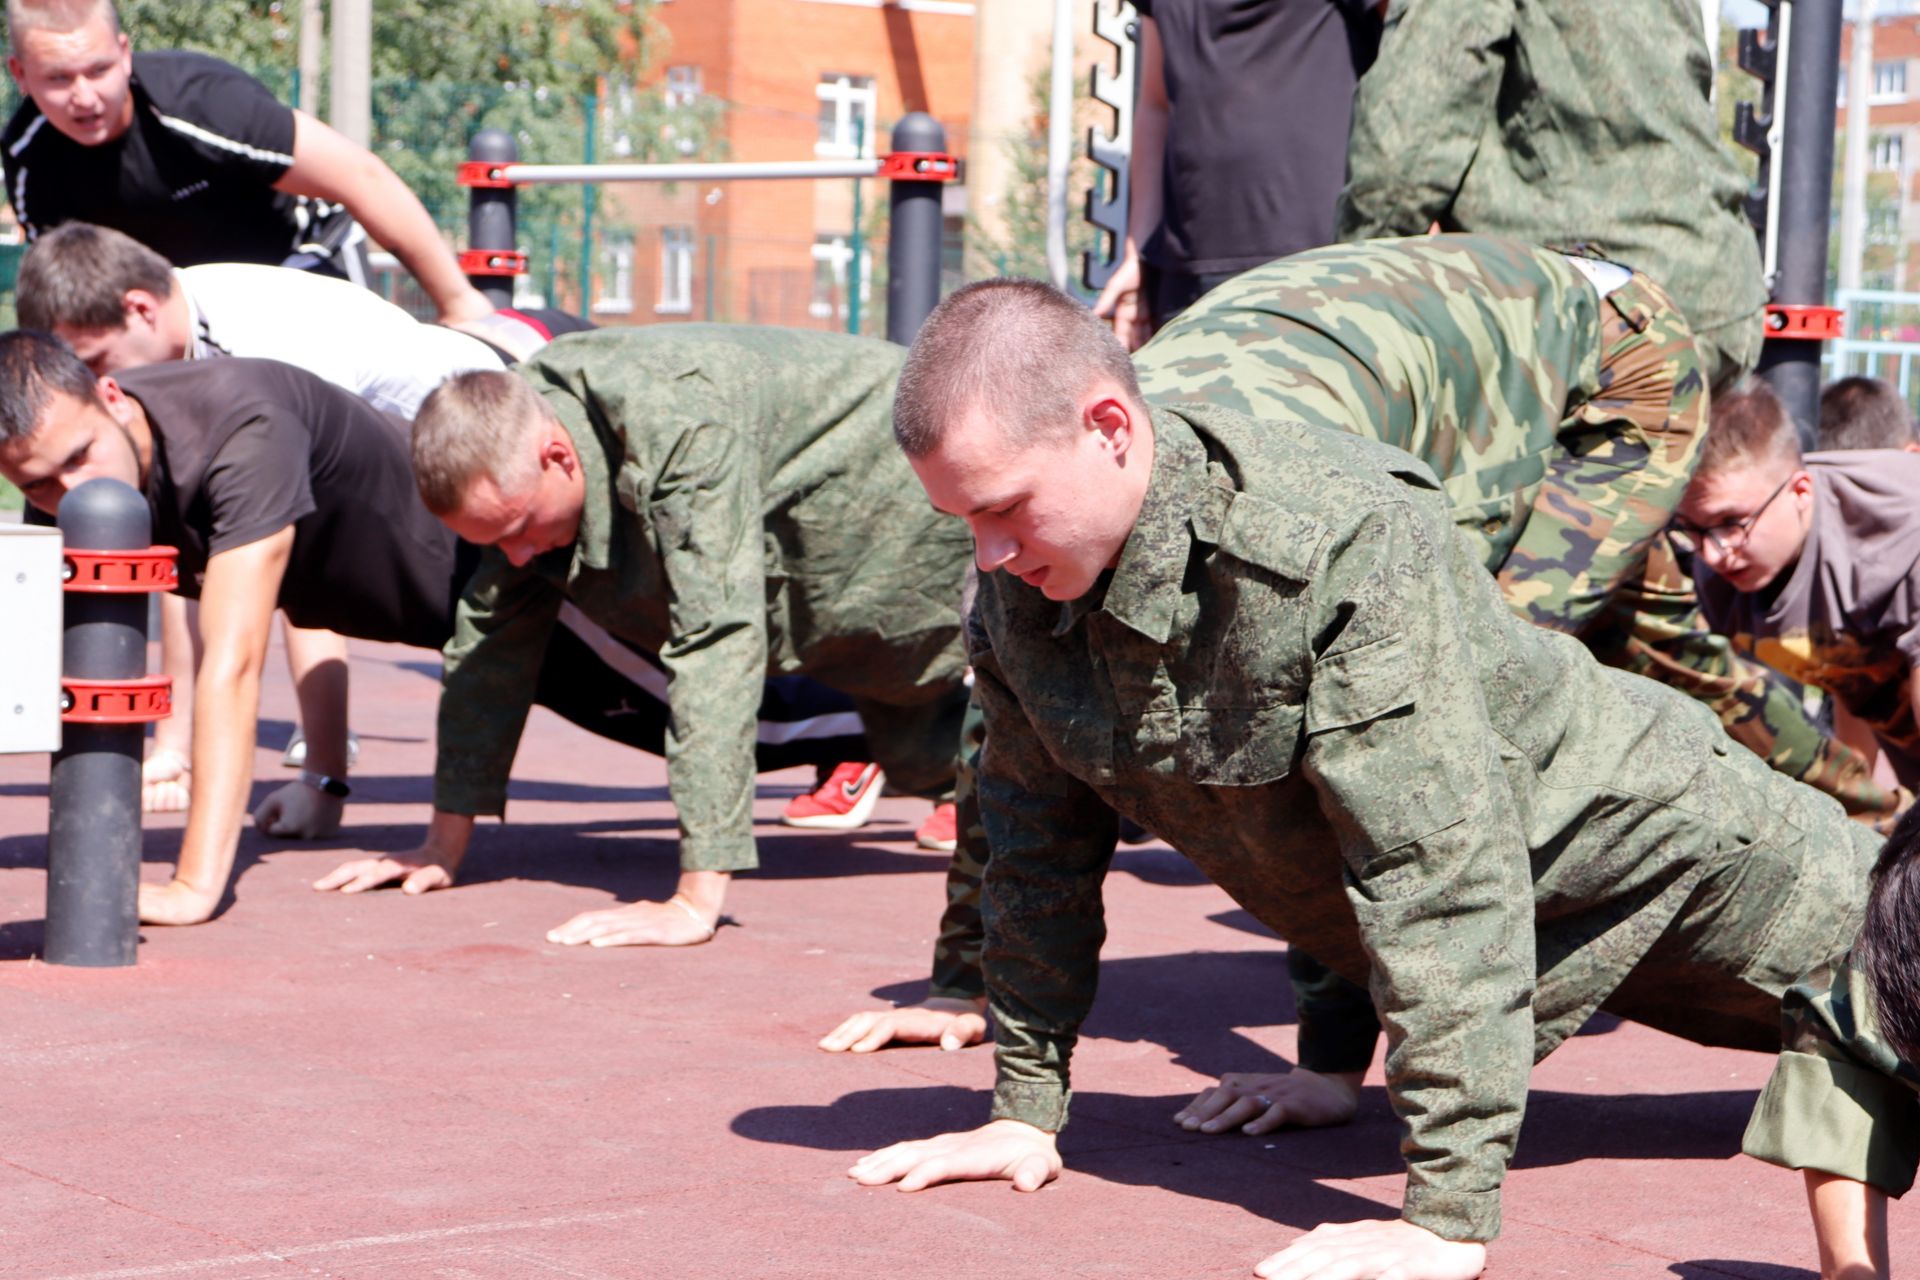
left=545, top=896, right=717, bottom=948
left=138, top=878, right=220, bottom=926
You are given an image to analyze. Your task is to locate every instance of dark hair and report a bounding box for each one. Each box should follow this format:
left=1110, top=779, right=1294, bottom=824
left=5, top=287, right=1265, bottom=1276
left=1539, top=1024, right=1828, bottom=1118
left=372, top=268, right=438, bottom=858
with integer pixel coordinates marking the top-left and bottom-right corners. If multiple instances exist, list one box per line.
left=1861, top=805, right=1920, bottom=1066
left=17, top=222, right=175, bottom=332
left=0, top=329, right=105, bottom=444
left=893, top=276, right=1143, bottom=457
left=1698, top=378, right=1803, bottom=478
left=1818, top=376, right=1918, bottom=452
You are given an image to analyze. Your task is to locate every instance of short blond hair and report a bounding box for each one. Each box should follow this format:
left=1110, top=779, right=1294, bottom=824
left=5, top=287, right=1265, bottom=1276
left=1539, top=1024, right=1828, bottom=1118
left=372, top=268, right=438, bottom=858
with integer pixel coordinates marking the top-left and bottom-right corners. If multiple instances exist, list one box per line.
left=1698, top=378, right=1803, bottom=480
left=411, top=370, right=549, bottom=515
left=7, top=0, right=118, bottom=43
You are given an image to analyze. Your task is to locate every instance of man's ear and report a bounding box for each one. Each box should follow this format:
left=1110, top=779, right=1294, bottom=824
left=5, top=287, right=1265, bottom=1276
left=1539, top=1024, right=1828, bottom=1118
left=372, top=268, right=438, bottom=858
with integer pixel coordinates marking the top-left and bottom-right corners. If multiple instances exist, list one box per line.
left=123, top=289, right=162, bottom=329
left=538, top=417, right=578, bottom=477
left=1086, top=392, right=1136, bottom=457
left=6, top=56, right=24, bottom=91
left=95, top=374, right=135, bottom=424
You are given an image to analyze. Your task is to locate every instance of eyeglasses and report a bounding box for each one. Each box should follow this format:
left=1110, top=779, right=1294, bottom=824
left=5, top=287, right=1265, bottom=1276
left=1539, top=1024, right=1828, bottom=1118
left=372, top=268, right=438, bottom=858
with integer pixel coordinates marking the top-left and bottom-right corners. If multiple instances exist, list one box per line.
left=1667, top=473, right=1794, bottom=556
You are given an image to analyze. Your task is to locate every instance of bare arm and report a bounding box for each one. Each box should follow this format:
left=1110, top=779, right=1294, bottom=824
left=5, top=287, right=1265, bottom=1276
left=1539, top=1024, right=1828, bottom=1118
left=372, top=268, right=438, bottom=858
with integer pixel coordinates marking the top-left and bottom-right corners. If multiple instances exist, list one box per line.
left=277, top=110, right=492, bottom=325
left=140, top=527, right=294, bottom=926
left=1803, top=1171, right=1890, bottom=1280
left=1090, top=15, right=1166, bottom=350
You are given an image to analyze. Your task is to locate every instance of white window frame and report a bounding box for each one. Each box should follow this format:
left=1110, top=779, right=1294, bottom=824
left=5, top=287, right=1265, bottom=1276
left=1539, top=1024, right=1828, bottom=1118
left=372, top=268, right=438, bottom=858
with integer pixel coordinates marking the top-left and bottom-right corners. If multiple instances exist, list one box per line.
left=657, top=226, right=694, bottom=315
left=809, top=233, right=871, bottom=319
left=1873, top=132, right=1905, bottom=173
left=665, top=64, right=703, bottom=109
left=1874, top=60, right=1909, bottom=104
left=815, top=73, right=876, bottom=159
left=594, top=230, right=635, bottom=314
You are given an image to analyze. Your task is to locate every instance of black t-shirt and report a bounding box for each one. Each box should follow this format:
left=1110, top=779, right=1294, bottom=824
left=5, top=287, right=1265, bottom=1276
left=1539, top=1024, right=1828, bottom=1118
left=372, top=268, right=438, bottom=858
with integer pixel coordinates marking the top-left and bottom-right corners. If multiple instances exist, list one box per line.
left=1, top=51, right=349, bottom=267
left=116, top=359, right=463, bottom=649
left=1136, top=0, right=1380, bottom=275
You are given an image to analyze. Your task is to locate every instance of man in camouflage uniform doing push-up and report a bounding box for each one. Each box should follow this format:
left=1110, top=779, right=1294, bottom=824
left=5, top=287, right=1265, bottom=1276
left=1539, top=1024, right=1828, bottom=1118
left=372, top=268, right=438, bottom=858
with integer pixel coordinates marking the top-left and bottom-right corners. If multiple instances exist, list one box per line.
left=820, top=233, right=1896, bottom=1067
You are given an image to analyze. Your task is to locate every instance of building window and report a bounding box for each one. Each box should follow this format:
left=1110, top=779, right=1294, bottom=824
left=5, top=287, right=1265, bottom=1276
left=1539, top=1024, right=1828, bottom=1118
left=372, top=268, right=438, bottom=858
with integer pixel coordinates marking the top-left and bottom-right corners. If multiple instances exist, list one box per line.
left=810, top=233, right=871, bottom=320
left=815, top=73, right=876, bottom=158
left=594, top=231, right=634, bottom=313
left=1875, top=60, right=1909, bottom=103
left=665, top=65, right=703, bottom=109
left=1873, top=133, right=1905, bottom=173
left=658, top=227, right=693, bottom=314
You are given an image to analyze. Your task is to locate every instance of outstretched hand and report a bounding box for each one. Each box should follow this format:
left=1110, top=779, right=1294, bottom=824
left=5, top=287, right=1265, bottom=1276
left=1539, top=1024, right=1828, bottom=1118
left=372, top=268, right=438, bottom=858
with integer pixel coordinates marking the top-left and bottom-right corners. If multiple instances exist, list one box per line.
left=312, top=845, right=458, bottom=896
left=1254, top=1220, right=1487, bottom=1280
left=545, top=898, right=717, bottom=948
left=1173, top=1067, right=1361, bottom=1136
left=253, top=780, right=344, bottom=839
left=818, top=996, right=989, bottom=1054
left=849, top=1119, right=1061, bottom=1193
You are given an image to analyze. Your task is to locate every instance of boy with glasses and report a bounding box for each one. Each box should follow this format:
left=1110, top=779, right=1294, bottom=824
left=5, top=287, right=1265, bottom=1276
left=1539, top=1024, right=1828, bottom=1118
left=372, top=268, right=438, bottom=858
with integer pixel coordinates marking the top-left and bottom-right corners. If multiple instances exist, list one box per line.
left=1680, top=379, right=1920, bottom=787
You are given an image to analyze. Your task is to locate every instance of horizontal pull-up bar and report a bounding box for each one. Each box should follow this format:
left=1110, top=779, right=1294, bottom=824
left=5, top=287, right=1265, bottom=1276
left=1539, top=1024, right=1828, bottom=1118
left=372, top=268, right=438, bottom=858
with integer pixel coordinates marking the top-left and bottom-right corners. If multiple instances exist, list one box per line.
left=459, top=153, right=959, bottom=188
left=464, top=111, right=953, bottom=344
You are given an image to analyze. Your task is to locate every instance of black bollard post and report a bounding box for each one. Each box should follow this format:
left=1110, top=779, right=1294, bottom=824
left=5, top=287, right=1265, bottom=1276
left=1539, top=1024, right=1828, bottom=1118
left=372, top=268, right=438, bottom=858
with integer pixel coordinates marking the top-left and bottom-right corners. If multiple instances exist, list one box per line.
left=47, top=479, right=155, bottom=966
left=886, top=114, right=949, bottom=346
left=1754, top=0, right=1844, bottom=447
left=467, top=129, right=520, bottom=310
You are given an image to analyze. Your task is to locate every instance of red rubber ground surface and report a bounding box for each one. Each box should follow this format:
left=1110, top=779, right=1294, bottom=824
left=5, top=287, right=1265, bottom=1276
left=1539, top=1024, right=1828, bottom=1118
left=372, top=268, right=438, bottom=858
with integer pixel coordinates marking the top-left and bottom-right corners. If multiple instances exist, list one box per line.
left=0, top=636, right=1910, bottom=1278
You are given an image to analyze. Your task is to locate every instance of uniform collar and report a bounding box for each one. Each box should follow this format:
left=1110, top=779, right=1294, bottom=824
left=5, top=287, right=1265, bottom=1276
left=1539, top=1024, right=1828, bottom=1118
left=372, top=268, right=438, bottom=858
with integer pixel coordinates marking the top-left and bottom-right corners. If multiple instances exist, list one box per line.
left=1061, top=406, right=1213, bottom=643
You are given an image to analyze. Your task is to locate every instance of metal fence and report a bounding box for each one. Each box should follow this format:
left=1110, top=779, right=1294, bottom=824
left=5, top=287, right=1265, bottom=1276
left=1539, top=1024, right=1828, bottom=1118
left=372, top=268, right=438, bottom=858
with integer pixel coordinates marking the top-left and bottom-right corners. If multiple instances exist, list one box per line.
left=1824, top=289, right=1920, bottom=411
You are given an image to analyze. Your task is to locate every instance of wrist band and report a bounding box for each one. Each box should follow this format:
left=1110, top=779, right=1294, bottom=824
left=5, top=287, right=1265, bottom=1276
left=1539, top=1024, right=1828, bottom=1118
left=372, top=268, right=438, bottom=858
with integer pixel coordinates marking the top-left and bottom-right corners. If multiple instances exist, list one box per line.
left=299, top=769, right=351, bottom=798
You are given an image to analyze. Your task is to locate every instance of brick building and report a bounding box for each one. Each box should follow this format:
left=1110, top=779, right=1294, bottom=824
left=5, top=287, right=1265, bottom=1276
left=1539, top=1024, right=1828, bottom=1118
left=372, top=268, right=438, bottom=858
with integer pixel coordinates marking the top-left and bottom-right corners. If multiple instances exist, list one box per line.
left=1840, top=4, right=1920, bottom=291
left=589, top=0, right=976, bottom=331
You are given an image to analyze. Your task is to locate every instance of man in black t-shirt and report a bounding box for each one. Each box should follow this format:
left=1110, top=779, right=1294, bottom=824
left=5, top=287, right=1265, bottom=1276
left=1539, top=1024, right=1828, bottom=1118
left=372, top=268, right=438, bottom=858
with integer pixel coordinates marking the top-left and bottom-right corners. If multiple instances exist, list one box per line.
left=0, top=333, right=867, bottom=928
left=1090, top=0, right=1381, bottom=348
left=2, top=0, right=491, bottom=324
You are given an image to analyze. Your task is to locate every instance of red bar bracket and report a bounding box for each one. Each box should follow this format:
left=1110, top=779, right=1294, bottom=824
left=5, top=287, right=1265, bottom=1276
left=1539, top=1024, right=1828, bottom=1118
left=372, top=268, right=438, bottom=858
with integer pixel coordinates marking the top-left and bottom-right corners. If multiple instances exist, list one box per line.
left=1764, top=304, right=1844, bottom=341
left=61, top=675, right=173, bottom=724
left=63, top=547, right=178, bottom=594
left=879, top=151, right=961, bottom=183
left=460, top=248, right=527, bottom=278
left=456, top=161, right=514, bottom=189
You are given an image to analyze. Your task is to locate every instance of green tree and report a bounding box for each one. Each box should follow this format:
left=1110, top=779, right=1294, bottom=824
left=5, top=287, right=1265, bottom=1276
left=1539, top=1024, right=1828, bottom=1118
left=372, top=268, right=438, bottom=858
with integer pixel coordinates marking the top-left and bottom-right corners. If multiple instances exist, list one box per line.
left=965, top=65, right=1099, bottom=294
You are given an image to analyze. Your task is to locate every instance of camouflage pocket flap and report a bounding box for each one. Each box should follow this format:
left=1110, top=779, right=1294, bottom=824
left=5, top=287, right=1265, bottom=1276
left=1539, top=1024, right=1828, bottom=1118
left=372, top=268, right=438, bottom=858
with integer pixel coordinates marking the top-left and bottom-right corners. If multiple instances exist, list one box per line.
left=1306, top=631, right=1416, bottom=734
left=1176, top=701, right=1304, bottom=787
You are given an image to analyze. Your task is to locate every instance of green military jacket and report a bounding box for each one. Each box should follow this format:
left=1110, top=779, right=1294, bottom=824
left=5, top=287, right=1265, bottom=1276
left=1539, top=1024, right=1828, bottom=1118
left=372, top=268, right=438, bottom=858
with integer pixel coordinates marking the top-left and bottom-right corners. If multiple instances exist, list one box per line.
left=433, top=326, right=973, bottom=873
left=1337, top=0, right=1765, bottom=376
left=1744, top=951, right=1920, bottom=1196
left=1137, top=235, right=1671, bottom=635
left=969, top=404, right=1872, bottom=1243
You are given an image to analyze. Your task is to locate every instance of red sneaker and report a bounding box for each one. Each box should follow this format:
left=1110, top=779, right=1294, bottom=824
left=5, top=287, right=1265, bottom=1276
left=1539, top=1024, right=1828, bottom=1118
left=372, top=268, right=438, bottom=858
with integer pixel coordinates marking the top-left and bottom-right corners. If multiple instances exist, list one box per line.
left=781, top=762, right=886, bottom=830
left=915, top=802, right=958, bottom=852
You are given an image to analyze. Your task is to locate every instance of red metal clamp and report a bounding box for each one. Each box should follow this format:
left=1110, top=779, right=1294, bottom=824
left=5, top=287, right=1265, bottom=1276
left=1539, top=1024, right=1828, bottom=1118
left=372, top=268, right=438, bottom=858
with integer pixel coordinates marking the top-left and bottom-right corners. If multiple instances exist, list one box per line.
left=460, top=249, right=528, bottom=277
left=879, top=151, right=961, bottom=182
left=63, top=546, right=178, bottom=593
left=456, top=161, right=515, bottom=189
left=1764, top=304, right=1844, bottom=341
left=61, top=675, right=173, bottom=724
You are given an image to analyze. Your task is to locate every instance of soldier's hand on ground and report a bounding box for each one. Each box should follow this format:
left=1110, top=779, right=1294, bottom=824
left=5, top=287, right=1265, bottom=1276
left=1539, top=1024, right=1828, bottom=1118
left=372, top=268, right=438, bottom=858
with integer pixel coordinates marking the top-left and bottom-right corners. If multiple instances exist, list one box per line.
left=312, top=846, right=459, bottom=896
left=138, top=877, right=220, bottom=926
left=253, top=780, right=344, bottom=840
left=1254, top=1219, right=1487, bottom=1280
left=544, top=898, right=717, bottom=948
left=142, top=747, right=192, bottom=814
left=1174, top=1068, right=1361, bottom=1135
left=817, top=995, right=989, bottom=1053
left=848, top=1119, right=1061, bottom=1193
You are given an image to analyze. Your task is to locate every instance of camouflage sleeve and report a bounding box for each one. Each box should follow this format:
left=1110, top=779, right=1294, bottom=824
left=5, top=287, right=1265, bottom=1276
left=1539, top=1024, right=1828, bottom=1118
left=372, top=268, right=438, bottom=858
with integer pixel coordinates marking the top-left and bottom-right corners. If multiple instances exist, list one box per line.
left=1586, top=541, right=1909, bottom=823
left=434, top=552, right=565, bottom=816
left=1497, top=280, right=1709, bottom=635
left=1289, top=948, right=1383, bottom=1075
left=1743, top=953, right=1920, bottom=1196
left=971, top=610, right=1120, bottom=1134
left=1301, top=497, right=1536, bottom=1245
left=928, top=706, right=988, bottom=1002
left=1335, top=0, right=1513, bottom=239
left=651, top=421, right=770, bottom=875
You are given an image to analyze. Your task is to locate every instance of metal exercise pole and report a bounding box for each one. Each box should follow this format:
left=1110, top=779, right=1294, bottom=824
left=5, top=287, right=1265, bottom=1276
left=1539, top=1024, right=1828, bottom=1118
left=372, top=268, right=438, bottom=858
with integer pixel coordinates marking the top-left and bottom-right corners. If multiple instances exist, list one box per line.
left=887, top=113, right=948, bottom=346
left=465, top=129, right=521, bottom=310
left=47, top=480, right=164, bottom=966
left=1755, top=0, right=1844, bottom=446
